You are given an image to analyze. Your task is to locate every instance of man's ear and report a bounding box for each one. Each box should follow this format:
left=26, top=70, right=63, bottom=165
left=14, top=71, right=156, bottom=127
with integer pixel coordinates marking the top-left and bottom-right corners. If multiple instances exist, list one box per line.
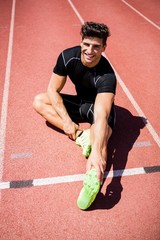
left=103, top=44, right=107, bottom=51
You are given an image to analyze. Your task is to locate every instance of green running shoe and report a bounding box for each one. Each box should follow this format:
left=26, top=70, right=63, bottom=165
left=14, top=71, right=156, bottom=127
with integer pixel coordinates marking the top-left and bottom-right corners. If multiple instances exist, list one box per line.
left=77, top=169, right=100, bottom=210
left=76, top=130, right=91, bottom=157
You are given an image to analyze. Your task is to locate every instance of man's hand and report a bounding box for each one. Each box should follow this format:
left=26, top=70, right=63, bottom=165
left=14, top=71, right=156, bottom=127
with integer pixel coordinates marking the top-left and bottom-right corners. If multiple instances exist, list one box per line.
left=86, top=151, right=106, bottom=185
left=63, top=119, right=79, bottom=140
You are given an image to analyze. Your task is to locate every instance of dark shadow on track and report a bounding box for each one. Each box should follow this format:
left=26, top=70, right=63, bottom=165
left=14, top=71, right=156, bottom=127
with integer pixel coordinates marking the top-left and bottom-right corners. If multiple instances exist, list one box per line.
left=88, top=105, right=146, bottom=211
left=46, top=105, right=146, bottom=210
left=46, top=121, right=64, bottom=134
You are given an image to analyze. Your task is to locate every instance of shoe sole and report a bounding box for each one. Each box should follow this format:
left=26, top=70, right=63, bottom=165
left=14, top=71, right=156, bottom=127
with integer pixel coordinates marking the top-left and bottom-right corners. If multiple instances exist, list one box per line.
left=77, top=169, right=100, bottom=210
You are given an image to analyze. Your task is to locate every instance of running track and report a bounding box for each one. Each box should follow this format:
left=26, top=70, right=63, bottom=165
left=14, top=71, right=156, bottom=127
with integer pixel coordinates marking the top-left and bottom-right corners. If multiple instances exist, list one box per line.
left=0, top=0, right=160, bottom=239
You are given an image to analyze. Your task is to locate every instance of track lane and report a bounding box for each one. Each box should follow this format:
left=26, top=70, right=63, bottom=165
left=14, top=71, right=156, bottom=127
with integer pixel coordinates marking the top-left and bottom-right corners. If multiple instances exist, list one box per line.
left=2, top=0, right=85, bottom=182
left=71, top=0, right=160, bottom=138
left=0, top=173, right=160, bottom=240
left=122, top=0, right=160, bottom=26
left=0, top=0, right=12, bottom=107
left=0, top=0, right=160, bottom=240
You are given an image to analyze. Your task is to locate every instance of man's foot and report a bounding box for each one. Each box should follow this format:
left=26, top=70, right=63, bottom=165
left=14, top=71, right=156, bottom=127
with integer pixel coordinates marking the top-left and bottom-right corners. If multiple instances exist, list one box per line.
left=77, top=169, right=100, bottom=210
left=76, top=130, right=91, bottom=157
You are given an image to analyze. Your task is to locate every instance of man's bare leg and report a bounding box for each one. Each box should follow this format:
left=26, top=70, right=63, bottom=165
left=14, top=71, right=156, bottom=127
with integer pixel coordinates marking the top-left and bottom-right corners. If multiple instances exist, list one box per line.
left=33, top=92, right=84, bottom=138
left=33, top=93, right=65, bottom=130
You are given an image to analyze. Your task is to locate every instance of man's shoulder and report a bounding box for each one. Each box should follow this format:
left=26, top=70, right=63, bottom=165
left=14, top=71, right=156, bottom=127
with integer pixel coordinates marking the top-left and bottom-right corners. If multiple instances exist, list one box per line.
left=100, top=55, right=111, bottom=66
left=63, top=46, right=81, bottom=57
left=61, top=46, right=81, bottom=67
left=97, top=55, right=114, bottom=73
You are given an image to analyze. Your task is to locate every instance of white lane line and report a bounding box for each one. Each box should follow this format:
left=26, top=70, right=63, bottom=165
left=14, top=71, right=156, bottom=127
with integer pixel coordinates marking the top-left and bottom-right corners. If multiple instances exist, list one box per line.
left=133, top=141, right=151, bottom=148
left=0, top=182, right=10, bottom=190
left=121, top=0, right=160, bottom=31
left=0, top=0, right=16, bottom=182
left=11, top=152, right=32, bottom=159
left=0, top=166, right=159, bottom=190
left=67, top=0, right=160, bottom=148
left=107, top=60, right=160, bottom=148
left=67, top=0, right=84, bottom=23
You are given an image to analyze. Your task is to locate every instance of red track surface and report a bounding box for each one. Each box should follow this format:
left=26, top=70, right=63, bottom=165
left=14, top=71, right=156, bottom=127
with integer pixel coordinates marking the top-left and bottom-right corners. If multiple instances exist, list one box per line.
left=0, top=0, right=160, bottom=239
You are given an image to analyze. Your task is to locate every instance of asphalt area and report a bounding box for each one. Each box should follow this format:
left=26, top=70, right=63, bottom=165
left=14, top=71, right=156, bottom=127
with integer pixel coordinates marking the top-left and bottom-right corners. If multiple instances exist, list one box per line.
left=0, top=0, right=160, bottom=239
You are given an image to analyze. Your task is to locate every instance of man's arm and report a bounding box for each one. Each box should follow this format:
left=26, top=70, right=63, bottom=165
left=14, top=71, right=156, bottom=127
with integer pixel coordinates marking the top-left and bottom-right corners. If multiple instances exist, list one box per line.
left=87, top=92, right=115, bottom=181
left=47, top=72, right=79, bottom=139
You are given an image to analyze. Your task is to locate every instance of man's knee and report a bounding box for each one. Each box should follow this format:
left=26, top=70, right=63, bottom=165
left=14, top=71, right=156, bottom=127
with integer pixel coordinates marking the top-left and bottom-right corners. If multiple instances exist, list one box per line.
left=33, top=93, right=44, bottom=113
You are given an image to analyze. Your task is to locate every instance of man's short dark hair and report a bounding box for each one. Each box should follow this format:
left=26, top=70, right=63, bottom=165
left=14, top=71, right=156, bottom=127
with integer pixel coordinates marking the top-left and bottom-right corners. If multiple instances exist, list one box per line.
left=80, top=22, right=110, bottom=45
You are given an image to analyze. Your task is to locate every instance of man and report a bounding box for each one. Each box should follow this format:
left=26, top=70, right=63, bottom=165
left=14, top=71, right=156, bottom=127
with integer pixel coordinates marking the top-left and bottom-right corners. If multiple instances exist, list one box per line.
left=33, top=22, right=117, bottom=209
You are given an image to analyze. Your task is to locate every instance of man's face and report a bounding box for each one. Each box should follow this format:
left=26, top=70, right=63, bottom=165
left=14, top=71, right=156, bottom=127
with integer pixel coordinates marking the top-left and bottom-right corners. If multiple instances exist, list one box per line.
left=81, top=37, right=106, bottom=67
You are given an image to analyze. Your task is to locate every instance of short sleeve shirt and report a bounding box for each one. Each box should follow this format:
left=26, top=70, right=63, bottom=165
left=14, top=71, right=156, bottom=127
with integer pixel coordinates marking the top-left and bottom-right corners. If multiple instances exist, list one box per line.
left=53, top=46, right=116, bottom=103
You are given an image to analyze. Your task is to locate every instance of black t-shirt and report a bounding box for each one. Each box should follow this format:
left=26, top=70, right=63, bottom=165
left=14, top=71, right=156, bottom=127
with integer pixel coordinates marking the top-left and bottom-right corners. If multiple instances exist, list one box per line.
left=53, top=46, right=116, bottom=103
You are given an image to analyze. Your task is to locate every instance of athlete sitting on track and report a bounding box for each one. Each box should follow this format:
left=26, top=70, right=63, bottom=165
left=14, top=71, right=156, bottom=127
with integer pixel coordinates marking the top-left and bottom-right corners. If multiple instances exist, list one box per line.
left=33, top=21, right=117, bottom=210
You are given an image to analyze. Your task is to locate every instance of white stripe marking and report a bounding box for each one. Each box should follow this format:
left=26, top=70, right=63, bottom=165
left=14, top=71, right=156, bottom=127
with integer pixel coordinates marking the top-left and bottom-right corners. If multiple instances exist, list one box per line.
left=11, top=152, right=32, bottom=159
left=0, top=182, right=10, bottom=190
left=67, top=0, right=84, bottom=24
left=105, top=58, right=160, bottom=148
left=121, top=0, right=160, bottom=31
left=34, top=173, right=84, bottom=186
left=0, top=167, right=149, bottom=190
left=0, top=0, right=16, bottom=182
left=133, top=141, right=151, bottom=148
left=67, top=0, right=160, bottom=148
left=32, top=167, right=147, bottom=186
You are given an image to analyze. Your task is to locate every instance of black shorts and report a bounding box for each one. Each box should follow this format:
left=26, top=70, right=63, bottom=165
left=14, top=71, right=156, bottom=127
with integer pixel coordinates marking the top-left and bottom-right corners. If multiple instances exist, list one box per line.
left=61, top=93, right=116, bottom=130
